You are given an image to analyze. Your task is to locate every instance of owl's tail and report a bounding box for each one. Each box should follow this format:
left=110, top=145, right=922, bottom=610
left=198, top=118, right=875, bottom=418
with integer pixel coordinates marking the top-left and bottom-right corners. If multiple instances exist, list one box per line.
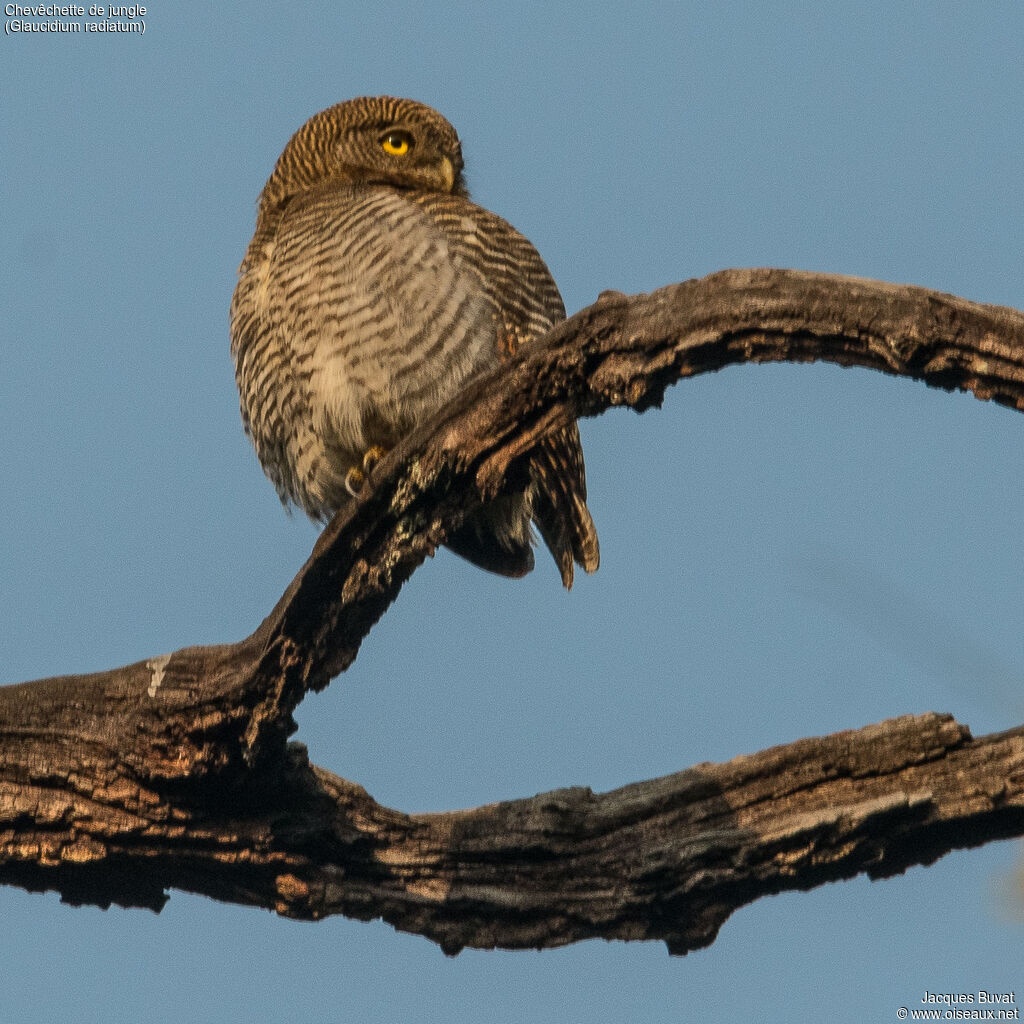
left=444, top=426, right=599, bottom=589
left=529, top=429, right=600, bottom=590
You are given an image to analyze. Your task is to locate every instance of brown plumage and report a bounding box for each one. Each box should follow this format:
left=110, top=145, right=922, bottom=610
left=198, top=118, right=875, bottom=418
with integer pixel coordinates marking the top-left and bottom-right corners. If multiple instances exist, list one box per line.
left=230, top=96, right=599, bottom=587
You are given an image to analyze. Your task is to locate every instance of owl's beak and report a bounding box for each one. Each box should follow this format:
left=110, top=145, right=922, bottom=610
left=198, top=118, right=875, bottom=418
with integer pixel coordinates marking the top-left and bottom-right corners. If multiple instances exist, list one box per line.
left=438, top=156, right=455, bottom=193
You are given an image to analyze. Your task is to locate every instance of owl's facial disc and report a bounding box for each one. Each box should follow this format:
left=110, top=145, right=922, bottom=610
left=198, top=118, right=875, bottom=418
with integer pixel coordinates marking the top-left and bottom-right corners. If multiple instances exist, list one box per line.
left=370, top=121, right=460, bottom=194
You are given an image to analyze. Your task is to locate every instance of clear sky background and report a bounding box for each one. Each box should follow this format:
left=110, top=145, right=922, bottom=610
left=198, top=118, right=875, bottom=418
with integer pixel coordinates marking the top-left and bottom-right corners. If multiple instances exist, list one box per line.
left=2, top=3, right=1022, bottom=1021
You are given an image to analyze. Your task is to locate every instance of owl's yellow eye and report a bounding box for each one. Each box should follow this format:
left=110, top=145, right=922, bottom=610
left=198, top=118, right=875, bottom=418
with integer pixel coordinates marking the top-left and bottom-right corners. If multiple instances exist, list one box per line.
left=380, top=131, right=412, bottom=156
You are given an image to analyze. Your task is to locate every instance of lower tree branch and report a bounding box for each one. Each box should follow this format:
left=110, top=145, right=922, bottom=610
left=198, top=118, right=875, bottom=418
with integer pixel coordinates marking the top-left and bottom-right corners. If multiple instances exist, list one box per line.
left=2, top=713, right=1021, bottom=954
left=3, top=269, right=1024, bottom=952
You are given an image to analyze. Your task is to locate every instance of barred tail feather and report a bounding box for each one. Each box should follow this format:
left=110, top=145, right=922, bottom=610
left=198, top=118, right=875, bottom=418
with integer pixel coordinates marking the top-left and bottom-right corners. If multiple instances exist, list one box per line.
left=530, top=429, right=600, bottom=590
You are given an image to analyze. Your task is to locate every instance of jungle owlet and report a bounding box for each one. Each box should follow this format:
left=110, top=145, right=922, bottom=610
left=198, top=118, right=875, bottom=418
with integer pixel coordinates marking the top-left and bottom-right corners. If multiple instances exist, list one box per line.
left=230, top=96, right=599, bottom=587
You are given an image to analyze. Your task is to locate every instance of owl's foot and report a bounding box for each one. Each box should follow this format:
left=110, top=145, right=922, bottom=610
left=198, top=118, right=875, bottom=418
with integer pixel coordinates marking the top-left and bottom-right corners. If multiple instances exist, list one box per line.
left=344, top=466, right=365, bottom=497
left=344, top=445, right=391, bottom=497
left=362, top=444, right=389, bottom=473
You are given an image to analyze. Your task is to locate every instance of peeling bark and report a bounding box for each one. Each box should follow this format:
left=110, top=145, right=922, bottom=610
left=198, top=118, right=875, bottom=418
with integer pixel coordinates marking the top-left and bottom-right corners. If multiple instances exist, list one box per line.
left=3, top=269, right=1023, bottom=953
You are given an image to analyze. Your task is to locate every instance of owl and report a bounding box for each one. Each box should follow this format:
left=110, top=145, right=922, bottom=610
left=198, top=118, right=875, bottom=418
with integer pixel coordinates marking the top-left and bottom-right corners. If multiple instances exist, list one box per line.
left=230, top=96, right=599, bottom=587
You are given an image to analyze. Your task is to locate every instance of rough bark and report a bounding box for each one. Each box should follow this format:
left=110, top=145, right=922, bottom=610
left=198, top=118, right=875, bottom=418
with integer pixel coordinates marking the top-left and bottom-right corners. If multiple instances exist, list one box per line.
left=2, top=268, right=1023, bottom=954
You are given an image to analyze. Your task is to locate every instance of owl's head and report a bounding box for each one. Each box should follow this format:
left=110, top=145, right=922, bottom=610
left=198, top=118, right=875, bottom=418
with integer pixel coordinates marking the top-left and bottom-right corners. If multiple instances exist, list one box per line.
left=258, top=96, right=467, bottom=218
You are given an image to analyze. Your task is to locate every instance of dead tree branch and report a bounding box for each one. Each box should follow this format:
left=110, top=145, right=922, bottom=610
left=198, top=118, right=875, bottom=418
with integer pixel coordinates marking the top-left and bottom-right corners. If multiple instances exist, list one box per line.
left=2, top=268, right=1023, bottom=953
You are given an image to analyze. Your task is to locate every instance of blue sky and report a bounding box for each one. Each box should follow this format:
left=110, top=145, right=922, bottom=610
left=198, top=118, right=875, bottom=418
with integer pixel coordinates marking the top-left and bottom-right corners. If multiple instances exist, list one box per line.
left=2, top=3, right=1022, bottom=1021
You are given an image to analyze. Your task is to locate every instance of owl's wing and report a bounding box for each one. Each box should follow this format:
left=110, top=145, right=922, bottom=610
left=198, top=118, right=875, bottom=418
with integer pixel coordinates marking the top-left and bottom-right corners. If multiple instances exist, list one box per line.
left=417, top=195, right=600, bottom=588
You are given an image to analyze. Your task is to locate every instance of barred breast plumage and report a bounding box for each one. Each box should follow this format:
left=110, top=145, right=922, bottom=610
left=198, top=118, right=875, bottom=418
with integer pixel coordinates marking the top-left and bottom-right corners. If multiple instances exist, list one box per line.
left=230, top=96, right=599, bottom=587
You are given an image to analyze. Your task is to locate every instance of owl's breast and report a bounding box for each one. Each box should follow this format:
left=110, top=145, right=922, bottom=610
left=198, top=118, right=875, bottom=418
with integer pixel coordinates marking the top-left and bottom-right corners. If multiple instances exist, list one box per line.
left=233, top=185, right=501, bottom=517
left=315, top=192, right=498, bottom=428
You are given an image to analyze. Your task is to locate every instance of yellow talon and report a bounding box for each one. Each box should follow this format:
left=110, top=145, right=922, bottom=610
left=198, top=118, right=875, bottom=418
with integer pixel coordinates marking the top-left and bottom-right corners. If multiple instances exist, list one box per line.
left=362, top=445, right=389, bottom=473
left=344, top=466, right=365, bottom=497
left=344, top=446, right=390, bottom=498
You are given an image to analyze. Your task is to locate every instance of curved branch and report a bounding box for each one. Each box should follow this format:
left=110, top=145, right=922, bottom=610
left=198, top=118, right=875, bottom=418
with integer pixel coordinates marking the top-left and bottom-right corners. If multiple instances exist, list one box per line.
left=2, top=269, right=1024, bottom=951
